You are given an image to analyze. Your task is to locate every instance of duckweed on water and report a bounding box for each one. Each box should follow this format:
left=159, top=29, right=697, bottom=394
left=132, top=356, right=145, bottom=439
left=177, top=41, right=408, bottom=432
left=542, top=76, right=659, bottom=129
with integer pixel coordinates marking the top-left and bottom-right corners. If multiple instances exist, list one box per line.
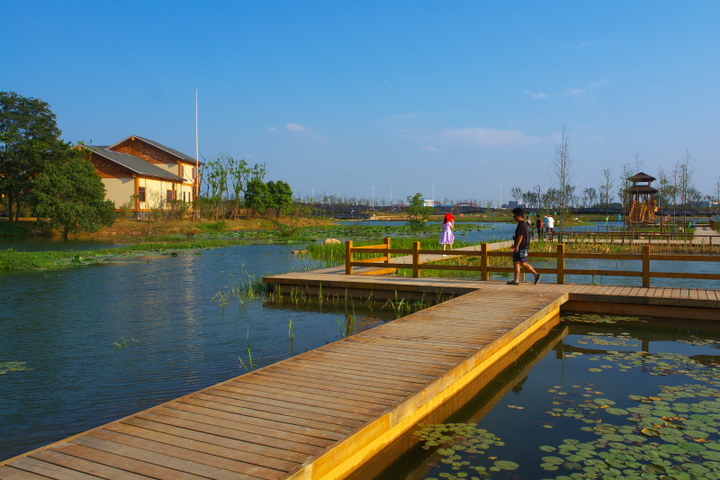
left=413, top=323, right=720, bottom=480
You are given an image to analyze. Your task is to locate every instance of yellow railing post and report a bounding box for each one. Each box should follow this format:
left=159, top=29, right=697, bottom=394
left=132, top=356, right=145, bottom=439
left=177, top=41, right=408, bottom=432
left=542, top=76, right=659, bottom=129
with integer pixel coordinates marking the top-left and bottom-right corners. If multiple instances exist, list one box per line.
left=413, top=241, right=421, bottom=278
left=480, top=243, right=489, bottom=281
left=642, top=245, right=651, bottom=288
left=557, top=244, right=566, bottom=284
left=384, top=237, right=391, bottom=264
left=345, top=240, right=353, bottom=275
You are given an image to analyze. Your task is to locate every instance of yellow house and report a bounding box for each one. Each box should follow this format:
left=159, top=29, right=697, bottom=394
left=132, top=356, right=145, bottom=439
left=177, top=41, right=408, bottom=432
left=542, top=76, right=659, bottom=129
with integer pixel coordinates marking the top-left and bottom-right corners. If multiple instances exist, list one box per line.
left=84, top=136, right=200, bottom=217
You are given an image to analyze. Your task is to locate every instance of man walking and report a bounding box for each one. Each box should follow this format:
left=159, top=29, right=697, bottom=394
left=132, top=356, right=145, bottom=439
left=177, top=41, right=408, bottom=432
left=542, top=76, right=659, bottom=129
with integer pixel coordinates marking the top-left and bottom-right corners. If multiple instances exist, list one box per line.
left=508, top=207, right=542, bottom=285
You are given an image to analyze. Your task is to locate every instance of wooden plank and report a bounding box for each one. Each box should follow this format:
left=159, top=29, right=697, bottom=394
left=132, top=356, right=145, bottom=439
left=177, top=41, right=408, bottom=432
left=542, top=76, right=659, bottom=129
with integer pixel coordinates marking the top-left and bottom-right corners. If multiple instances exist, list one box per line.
left=120, top=416, right=302, bottom=471
left=103, top=423, right=291, bottom=479
left=0, top=462, right=89, bottom=480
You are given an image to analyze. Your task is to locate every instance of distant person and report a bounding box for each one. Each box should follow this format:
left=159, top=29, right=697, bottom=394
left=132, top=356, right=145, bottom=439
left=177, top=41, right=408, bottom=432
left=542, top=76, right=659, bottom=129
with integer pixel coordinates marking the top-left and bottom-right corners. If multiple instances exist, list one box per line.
left=535, top=213, right=544, bottom=239
left=440, top=213, right=455, bottom=251
left=545, top=214, right=555, bottom=240
left=507, top=207, right=541, bottom=285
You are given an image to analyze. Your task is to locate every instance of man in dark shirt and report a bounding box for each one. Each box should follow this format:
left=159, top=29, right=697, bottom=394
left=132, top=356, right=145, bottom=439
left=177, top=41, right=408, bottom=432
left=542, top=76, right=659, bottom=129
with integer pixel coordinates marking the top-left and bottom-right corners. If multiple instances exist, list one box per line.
left=508, top=207, right=542, bottom=285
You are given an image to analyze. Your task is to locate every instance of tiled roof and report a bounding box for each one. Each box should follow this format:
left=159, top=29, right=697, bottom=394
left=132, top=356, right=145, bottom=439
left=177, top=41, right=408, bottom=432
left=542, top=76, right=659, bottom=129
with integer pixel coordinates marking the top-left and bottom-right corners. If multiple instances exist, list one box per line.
left=85, top=146, right=186, bottom=182
left=108, top=135, right=200, bottom=164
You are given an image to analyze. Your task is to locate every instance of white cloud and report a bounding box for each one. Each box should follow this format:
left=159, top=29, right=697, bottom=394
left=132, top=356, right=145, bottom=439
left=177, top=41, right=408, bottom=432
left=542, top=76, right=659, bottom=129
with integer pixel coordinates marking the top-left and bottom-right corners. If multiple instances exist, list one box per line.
left=267, top=122, right=326, bottom=141
left=285, top=123, right=306, bottom=132
left=439, top=127, right=540, bottom=148
left=525, top=90, right=549, bottom=100
left=526, top=79, right=608, bottom=101
left=421, top=145, right=439, bottom=152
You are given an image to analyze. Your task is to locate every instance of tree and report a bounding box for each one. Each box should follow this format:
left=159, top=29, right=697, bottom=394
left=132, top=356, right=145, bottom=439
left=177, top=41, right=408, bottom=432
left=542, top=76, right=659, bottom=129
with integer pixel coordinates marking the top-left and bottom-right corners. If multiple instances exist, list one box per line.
left=30, top=148, right=115, bottom=238
left=599, top=168, right=614, bottom=216
left=0, top=91, right=69, bottom=222
left=510, top=187, right=523, bottom=204
left=244, top=178, right=269, bottom=215
left=227, top=156, right=250, bottom=218
left=204, top=156, right=229, bottom=219
left=618, top=162, right=634, bottom=222
left=552, top=127, right=573, bottom=232
left=582, top=187, right=598, bottom=208
left=267, top=180, right=294, bottom=218
left=405, top=193, right=433, bottom=232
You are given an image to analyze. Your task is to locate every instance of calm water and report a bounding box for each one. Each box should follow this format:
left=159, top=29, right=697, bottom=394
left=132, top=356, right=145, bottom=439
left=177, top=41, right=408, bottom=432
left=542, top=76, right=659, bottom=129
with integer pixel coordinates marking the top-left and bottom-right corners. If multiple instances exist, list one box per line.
left=376, top=321, right=720, bottom=480
left=0, top=244, right=390, bottom=461
left=1, top=223, right=715, bottom=462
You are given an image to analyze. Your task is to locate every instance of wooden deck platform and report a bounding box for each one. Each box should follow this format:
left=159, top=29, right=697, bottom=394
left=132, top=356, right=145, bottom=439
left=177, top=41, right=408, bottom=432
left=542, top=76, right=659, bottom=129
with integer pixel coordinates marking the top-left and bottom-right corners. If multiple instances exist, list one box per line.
left=2, top=276, right=719, bottom=480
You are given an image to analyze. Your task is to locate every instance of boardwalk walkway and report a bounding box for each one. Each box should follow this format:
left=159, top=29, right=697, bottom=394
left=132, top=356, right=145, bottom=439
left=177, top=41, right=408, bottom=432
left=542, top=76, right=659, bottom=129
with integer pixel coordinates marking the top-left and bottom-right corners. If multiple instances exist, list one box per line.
left=2, top=278, right=719, bottom=479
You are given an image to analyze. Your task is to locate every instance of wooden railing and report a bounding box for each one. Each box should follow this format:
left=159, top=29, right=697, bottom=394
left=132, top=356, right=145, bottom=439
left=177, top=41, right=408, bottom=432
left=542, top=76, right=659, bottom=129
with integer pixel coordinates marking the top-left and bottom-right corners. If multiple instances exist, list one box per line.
left=544, top=231, right=719, bottom=245
left=344, top=239, right=720, bottom=287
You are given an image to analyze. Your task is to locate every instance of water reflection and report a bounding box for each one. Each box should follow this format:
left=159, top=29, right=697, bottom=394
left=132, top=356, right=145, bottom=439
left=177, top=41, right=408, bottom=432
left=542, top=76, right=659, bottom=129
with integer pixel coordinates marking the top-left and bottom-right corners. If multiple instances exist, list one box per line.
left=0, top=244, right=392, bottom=461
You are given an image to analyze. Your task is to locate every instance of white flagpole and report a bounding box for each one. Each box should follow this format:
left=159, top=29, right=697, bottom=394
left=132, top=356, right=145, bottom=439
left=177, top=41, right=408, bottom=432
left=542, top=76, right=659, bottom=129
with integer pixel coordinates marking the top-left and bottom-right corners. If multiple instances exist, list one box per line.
left=195, top=88, right=199, bottom=201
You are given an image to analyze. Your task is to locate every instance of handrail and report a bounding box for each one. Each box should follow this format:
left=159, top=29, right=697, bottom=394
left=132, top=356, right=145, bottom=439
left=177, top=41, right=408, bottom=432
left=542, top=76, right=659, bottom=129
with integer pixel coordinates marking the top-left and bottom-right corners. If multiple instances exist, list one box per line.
left=344, top=241, right=720, bottom=287
left=546, top=230, right=716, bottom=246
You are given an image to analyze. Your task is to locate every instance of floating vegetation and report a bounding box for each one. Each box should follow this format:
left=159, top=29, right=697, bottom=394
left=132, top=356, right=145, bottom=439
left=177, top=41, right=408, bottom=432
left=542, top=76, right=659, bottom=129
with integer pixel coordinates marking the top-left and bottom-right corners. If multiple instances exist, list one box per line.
left=407, top=326, right=720, bottom=480
left=113, top=337, right=138, bottom=350
left=562, top=313, right=647, bottom=325
left=413, top=423, right=516, bottom=479
left=0, top=361, right=32, bottom=374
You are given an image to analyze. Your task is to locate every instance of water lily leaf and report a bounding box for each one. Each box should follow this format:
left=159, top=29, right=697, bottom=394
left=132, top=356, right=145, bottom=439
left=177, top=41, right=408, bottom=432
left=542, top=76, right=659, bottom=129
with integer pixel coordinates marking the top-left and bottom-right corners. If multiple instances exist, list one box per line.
left=493, top=460, right=519, bottom=470
left=594, top=398, right=617, bottom=406
left=605, top=407, right=629, bottom=416
left=658, top=444, right=686, bottom=454
left=679, top=441, right=707, bottom=452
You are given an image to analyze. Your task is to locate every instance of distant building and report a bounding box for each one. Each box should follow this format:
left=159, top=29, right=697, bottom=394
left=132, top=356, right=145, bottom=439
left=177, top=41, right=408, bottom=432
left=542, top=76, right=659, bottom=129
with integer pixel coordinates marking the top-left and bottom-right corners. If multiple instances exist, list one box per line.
left=83, top=135, right=201, bottom=217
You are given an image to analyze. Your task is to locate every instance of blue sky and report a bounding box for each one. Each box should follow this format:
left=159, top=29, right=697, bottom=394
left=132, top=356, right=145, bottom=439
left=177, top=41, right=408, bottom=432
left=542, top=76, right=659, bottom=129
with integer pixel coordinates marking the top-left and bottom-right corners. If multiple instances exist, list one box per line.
left=3, top=1, right=719, bottom=205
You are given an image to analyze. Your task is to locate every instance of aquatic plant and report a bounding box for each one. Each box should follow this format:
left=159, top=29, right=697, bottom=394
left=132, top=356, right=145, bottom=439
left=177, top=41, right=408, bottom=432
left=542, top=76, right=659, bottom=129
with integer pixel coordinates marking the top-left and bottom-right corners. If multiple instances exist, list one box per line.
left=0, top=361, right=32, bottom=374
left=238, top=328, right=264, bottom=371
left=413, top=326, right=720, bottom=480
left=413, top=423, right=517, bottom=479
left=112, top=337, right=138, bottom=350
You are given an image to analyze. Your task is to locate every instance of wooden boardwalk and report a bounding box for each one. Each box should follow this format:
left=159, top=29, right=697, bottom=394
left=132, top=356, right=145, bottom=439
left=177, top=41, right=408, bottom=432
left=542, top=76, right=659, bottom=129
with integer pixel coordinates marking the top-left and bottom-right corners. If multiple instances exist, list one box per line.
left=2, top=276, right=719, bottom=480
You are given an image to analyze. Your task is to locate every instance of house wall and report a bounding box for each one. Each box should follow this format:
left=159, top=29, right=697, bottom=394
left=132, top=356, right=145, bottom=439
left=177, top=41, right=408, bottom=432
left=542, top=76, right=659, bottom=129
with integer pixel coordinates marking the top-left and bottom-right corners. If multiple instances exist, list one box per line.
left=112, top=137, right=198, bottom=202
left=103, top=177, right=135, bottom=209
left=136, top=177, right=179, bottom=210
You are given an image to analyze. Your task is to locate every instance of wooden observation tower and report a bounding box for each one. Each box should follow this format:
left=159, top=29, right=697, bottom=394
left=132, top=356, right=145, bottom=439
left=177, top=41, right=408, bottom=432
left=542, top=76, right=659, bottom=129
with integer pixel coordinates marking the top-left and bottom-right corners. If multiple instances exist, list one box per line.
left=626, top=172, right=658, bottom=223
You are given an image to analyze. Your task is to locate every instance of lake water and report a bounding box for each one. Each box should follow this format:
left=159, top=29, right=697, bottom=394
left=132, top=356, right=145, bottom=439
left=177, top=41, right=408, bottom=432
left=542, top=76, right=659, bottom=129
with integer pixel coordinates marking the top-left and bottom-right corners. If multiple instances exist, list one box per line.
left=0, top=243, right=391, bottom=461
left=375, top=319, right=720, bottom=480
left=1, top=222, right=716, bottom=462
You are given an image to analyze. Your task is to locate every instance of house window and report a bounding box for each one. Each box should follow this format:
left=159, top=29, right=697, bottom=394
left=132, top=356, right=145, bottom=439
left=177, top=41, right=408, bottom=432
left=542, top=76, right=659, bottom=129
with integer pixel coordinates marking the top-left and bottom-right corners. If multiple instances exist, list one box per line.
left=138, top=187, right=146, bottom=202
left=167, top=190, right=175, bottom=202
left=179, top=165, right=184, bottom=178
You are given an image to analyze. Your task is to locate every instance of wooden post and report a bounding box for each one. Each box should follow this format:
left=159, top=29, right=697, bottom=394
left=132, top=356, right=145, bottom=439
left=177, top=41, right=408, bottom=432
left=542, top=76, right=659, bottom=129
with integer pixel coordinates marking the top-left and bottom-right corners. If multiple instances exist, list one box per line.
left=345, top=240, right=353, bottom=275
left=413, top=241, right=421, bottom=278
left=480, top=243, right=489, bottom=281
left=557, top=244, right=566, bottom=284
left=384, top=237, right=391, bottom=264
left=642, top=245, right=651, bottom=288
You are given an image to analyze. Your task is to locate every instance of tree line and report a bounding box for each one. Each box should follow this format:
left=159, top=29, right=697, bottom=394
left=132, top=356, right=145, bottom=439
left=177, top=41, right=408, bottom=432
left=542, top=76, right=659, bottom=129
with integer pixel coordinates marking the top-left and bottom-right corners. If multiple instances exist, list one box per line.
left=200, top=154, right=296, bottom=220
left=510, top=129, right=719, bottom=230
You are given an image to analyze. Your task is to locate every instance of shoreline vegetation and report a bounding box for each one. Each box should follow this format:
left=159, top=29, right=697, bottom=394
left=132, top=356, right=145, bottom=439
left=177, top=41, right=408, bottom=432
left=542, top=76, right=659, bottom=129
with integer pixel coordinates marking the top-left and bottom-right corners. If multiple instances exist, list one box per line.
left=0, top=214, right=715, bottom=272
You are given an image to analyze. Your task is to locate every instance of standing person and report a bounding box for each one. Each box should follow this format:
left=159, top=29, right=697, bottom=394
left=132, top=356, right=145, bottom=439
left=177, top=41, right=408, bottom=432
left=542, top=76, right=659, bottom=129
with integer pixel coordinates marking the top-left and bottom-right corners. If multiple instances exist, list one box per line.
left=535, top=213, right=544, bottom=239
left=440, top=213, right=455, bottom=251
left=546, top=214, right=555, bottom=240
left=507, top=207, right=541, bottom=285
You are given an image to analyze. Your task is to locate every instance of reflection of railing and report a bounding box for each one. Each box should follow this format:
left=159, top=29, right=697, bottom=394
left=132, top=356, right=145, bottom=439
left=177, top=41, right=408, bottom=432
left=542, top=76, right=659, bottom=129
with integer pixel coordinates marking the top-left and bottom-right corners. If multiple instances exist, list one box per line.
left=545, top=231, right=717, bottom=245
left=344, top=239, right=720, bottom=287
